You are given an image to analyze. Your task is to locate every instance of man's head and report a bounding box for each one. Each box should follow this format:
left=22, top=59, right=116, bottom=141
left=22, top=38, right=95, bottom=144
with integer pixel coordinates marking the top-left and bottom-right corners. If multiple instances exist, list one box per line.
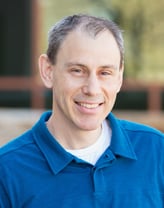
left=47, top=14, right=124, bottom=69
left=39, top=14, right=124, bottom=134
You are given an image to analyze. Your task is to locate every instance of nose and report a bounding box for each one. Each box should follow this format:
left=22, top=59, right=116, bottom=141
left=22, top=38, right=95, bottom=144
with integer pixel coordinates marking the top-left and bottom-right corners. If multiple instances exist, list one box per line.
left=82, top=74, right=101, bottom=96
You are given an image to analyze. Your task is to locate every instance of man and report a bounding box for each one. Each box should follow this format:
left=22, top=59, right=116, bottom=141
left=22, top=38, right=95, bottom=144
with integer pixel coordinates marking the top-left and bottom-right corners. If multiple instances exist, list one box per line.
left=0, top=14, right=164, bottom=207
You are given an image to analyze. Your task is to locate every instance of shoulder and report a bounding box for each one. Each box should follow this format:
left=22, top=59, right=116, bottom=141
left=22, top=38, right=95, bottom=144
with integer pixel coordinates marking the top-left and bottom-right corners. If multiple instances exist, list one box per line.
left=0, top=130, right=34, bottom=161
left=118, top=119, right=164, bottom=151
left=0, top=111, right=51, bottom=160
left=119, top=119, right=163, bottom=138
left=108, top=113, right=164, bottom=142
left=109, top=113, right=164, bottom=161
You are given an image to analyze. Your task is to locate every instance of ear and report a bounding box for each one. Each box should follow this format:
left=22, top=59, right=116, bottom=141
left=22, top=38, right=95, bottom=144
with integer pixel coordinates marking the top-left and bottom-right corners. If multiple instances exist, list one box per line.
left=117, top=65, right=124, bottom=93
left=38, top=54, right=54, bottom=88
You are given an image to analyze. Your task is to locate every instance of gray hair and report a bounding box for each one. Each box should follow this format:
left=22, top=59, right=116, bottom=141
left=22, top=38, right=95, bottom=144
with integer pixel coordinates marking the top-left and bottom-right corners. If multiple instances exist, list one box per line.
left=47, top=14, right=124, bottom=68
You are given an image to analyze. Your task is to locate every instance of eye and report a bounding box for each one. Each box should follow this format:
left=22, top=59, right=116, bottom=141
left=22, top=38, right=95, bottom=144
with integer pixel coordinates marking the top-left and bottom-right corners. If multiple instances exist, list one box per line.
left=101, top=71, right=110, bottom=75
left=71, top=68, right=82, bottom=73
left=69, top=68, right=85, bottom=77
left=100, top=70, right=112, bottom=76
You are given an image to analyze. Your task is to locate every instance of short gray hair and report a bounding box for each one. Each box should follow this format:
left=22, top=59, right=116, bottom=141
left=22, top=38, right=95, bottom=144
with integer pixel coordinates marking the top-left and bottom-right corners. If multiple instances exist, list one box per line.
left=47, top=14, right=124, bottom=68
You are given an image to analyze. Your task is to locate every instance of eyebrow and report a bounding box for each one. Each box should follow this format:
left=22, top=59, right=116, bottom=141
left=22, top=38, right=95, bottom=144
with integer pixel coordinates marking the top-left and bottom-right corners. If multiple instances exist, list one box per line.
left=65, top=62, right=118, bottom=70
left=65, top=62, right=86, bottom=68
left=100, top=65, right=118, bottom=70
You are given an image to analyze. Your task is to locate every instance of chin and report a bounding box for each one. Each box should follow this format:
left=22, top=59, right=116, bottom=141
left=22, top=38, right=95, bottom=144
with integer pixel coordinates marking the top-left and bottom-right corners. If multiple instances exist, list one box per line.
left=78, top=123, right=101, bottom=131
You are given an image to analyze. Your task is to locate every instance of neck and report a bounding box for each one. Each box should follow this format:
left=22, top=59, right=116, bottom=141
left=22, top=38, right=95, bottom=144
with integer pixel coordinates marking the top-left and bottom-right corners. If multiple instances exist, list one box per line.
left=46, top=115, right=102, bottom=150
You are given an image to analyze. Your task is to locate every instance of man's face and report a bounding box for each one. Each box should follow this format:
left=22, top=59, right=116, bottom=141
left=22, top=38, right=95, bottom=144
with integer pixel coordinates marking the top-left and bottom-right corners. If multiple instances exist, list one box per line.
left=49, top=29, right=123, bottom=131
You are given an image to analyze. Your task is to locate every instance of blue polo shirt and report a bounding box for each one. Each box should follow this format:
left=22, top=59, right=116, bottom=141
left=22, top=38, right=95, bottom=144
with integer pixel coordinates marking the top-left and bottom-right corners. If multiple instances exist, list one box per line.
left=0, top=111, right=164, bottom=207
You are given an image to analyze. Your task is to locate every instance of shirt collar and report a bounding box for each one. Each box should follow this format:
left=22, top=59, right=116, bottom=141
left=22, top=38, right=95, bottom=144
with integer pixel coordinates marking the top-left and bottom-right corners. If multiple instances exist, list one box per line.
left=32, top=111, right=74, bottom=175
left=107, top=113, right=137, bottom=160
left=32, top=111, right=137, bottom=175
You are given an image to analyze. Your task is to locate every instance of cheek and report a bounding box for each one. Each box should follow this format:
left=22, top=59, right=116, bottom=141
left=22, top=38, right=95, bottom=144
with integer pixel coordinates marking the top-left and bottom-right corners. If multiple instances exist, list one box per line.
left=105, top=79, right=121, bottom=93
left=52, top=78, right=79, bottom=102
left=110, top=74, right=123, bottom=92
left=62, top=77, right=83, bottom=94
left=103, top=80, right=121, bottom=103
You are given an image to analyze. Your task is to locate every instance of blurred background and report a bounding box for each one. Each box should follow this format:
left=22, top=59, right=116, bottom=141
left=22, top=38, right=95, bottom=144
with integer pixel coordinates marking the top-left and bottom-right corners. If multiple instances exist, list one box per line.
left=0, top=0, right=164, bottom=146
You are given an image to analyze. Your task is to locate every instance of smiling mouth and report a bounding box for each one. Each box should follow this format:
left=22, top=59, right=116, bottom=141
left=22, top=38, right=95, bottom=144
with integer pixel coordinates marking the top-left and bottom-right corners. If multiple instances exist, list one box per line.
left=75, top=102, right=103, bottom=109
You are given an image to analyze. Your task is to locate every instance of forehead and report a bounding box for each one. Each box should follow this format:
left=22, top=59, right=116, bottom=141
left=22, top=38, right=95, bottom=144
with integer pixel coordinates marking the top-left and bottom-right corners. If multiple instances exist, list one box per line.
left=56, top=29, right=121, bottom=67
left=61, top=28, right=119, bottom=52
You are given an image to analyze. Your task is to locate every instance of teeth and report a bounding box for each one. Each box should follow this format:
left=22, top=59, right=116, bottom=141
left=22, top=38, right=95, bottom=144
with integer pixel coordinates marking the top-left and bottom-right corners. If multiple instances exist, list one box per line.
left=79, top=103, right=99, bottom=109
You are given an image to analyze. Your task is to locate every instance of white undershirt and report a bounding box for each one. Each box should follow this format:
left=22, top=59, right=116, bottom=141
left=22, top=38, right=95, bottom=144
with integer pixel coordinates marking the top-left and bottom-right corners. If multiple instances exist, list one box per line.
left=66, top=119, right=112, bottom=165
